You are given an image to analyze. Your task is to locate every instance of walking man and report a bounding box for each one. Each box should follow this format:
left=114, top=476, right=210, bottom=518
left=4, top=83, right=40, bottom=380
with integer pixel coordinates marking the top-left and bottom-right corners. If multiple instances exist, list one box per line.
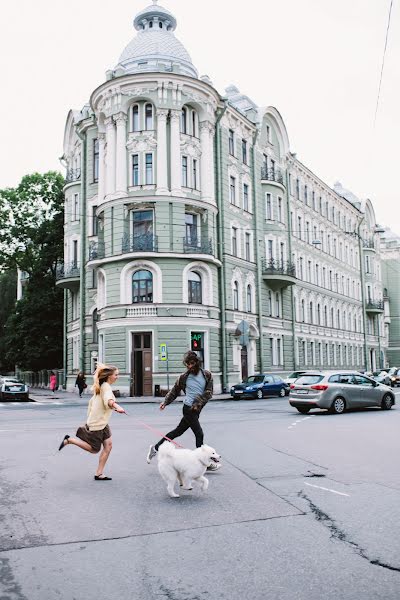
left=146, top=351, right=221, bottom=471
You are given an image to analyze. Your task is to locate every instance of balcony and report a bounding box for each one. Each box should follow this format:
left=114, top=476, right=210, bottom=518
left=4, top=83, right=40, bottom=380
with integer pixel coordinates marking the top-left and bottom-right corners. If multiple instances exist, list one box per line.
left=122, top=233, right=158, bottom=253
left=362, top=239, right=375, bottom=250
left=126, top=306, right=158, bottom=318
left=261, top=259, right=296, bottom=288
left=183, top=237, right=213, bottom=255
left=88, top=241, right=105, bottom=260
left=65, top=169, right=81, bottom=184
left=56, top=262, right=80, bottom=289
left=366, top=300, right=384, bottom=313
left=261, top=167, right=284, bottom=186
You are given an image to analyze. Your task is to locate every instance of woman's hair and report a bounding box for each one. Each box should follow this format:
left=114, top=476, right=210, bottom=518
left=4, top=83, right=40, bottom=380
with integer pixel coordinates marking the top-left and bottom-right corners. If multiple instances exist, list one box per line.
left=92, top=363, right=118, bottom=394
left=183, top=351, right=200, bottom=368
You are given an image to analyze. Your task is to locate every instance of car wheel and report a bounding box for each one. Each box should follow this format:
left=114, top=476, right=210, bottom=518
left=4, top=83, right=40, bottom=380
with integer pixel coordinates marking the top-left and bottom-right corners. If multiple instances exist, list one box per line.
left=381, top=394, right=393, bottom=410
left=330, top=396, right=346, bottom=414
left=256, top=389, right=263, bottom=399
left=296, top=407, right=310, bottom=414
left=279, top=388, right=286, bottom=397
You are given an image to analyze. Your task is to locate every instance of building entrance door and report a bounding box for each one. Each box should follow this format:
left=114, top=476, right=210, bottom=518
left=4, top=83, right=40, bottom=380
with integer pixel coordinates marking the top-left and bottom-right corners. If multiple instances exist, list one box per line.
left=241, top=347, right=248, bottom=381
left=131, top=332, right=153, bottom=396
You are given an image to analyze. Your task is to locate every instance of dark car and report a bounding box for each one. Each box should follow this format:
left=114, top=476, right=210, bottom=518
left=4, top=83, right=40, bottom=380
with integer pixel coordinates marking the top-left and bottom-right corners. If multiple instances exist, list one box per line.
left=231, top=374, right=289, bottom=399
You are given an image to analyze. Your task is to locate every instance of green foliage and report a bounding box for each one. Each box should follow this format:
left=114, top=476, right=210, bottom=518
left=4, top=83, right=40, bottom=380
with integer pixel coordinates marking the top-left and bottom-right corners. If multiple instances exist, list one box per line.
left=0, top=270, right=17, bottom=372
left=0, top=172, right=65, bottom=371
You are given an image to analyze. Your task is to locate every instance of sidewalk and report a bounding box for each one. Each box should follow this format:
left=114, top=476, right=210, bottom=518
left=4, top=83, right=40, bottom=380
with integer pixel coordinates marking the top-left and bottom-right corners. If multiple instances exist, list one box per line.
left=29, top=388, right=232, bottom=404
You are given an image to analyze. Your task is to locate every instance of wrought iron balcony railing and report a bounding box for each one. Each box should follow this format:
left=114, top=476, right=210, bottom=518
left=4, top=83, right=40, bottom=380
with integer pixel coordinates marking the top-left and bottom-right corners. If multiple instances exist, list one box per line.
left=262, top=259, right=296, bottom=277
left=88, top=241, right=105, bottom=261
left=122, top=233, right=158, bottom=253
left=65, top=168, right=81, bottom=183
left=261, top=167, right=284, bottom=185
left=56, top=262, right=80, bottom=280
left=362, top=238, right=375, bottom=249
left=183, top=237, right=213, bottom=255
left=366, top=300, right=384, bottom=311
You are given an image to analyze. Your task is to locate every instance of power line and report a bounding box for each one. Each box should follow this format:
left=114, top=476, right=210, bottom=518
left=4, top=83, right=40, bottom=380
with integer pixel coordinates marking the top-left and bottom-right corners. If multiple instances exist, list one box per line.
left=374, top=0, right=394, bottom=127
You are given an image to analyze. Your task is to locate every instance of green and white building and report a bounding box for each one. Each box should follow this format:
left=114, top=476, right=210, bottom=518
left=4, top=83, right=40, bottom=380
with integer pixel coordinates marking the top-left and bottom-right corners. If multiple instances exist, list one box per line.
left=59, top=0, right=389, bottom=394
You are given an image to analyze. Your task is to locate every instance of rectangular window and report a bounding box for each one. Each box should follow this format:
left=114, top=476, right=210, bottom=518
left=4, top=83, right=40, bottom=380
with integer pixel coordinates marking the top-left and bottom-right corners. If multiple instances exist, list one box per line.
left=270, top=338, right=274, bottom=364
left=266, top=125, right=271, bottom=142
left=185, top=213, right=198, bottom=245
left=132, top=154, right=139, bottom=186
left=263, top=154, right=268, bottom=172
left=229, top=129, right=235, bottom=155
left=72, top=240, right=78, bottom=267
left=298, top=216, right=302, bottom=239
left=278, top=197, right=283, bottom=222
left=306, top=221, right=310, bottom=243
left=145, top=153, right=153, bottom=185
left=232, top=227, right=238, bottom=256
left=132, top=209, right=154, bottom=249
left=230, top=176, right=236, bottom=204
left=304, top=185, right=308, bottom=203
left=192, top=159, right=198, bottom=190
left=145, top=104, right=153, bottom=130
left=296, top=179, right=300, bottom=199
left=243, top=183, right=249, bottom=212
left=182, top=156, right=188, bottom=187
left=73, top=193, right=79, bottom=221
left=267, top=239, right=274, bottom=261
left=276, top=338, right=281, bottom=365
left=275, top=292, right=280, bottom=317
left=280, top=242, right=285, bottom=265
left=312, top=191, right=315, bottom=210
left=242, top=139, right=247, bottom=164
left=245, top=232, right=251, bottom=262
left=270, top=159, right=275, bottom=178
left=266, top=193, right=272, bottom=220
left=92, top=205, right=98, bottom=236
left=93, top=139, right=99, bottom=182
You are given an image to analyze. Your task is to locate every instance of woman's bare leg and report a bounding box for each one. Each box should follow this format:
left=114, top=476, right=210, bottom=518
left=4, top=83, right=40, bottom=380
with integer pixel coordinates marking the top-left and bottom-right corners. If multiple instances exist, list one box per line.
left=64, top=437, right=97, bottom=453
left=96, top=437, right=113, bottom=476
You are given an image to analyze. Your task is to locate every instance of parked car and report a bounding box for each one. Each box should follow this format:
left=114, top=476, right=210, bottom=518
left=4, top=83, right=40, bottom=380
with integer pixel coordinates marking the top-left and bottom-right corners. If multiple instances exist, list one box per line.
left=284, top=371, right=308, bottom=386
left=0, top=377, right=29, bottom=401
left=371, top=370, right=392, bottom=386
left=387, top=367, right=400, bottom=387
left=289, top=371, right=395, bottom=414
left=231, top=374, right=290, bottom=399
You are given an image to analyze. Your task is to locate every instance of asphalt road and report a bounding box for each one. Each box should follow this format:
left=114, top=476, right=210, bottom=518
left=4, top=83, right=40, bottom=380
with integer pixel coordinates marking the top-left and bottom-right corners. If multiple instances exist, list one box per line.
left=1, top=393, right=400, bottom=600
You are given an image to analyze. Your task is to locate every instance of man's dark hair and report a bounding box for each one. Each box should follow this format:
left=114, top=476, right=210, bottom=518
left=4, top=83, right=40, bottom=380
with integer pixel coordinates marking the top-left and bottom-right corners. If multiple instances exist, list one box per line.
left=183, top=351, right=200, bottom=367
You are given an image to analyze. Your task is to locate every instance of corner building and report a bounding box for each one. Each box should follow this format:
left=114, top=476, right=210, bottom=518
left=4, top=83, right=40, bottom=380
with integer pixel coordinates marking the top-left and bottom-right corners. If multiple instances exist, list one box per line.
left=59, top=1, right=388, bottom=393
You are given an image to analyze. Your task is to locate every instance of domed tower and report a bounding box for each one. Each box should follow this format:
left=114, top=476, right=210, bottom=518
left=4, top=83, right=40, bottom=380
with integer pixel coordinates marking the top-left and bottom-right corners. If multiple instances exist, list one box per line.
left=60, top=1, right=223, bottom=395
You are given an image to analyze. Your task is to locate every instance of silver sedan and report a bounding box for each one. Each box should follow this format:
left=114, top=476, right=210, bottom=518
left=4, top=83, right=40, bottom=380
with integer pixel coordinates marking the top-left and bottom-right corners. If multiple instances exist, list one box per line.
left=289, top=371, right=395, bottom=414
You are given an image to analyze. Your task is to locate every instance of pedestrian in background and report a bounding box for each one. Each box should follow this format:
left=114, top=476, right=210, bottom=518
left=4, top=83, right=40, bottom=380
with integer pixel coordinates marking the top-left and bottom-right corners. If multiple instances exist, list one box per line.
left=49, top=372, right=57, bottom=394
left=58, top=363, right=126, bottom=481
left=146, top=350, right=221, bottom=471
left=75, top=371, right=87, bottom=397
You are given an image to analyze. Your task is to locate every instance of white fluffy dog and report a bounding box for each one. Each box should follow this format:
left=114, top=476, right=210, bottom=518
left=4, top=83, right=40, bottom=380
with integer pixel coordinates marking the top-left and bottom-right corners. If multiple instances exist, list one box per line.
left=157, top=442, right=221, bottom=498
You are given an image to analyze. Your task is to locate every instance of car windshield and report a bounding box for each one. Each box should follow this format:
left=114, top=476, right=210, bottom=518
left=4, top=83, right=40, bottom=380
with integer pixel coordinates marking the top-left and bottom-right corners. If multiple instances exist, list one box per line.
left=295, top=375, right=324, bottom=386
left=288, top=372, right=305, bottom=379
left=4, top=379, right=20, bottom=384
left=246, top=376, right=264, bottom=384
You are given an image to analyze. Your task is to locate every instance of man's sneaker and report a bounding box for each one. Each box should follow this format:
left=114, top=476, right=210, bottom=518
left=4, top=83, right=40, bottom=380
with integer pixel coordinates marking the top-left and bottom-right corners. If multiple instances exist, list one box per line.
left=207, top=462, right=222, bottom=472
left=146, top=444, right=157, bottom=463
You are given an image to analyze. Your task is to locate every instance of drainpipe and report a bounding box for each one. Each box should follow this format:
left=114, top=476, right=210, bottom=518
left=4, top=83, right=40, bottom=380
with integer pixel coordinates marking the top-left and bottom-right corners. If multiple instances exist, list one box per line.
left=63, top=289, right=67, bottom=388
left=76, top=126, right=87, bottom=374
left=215, top=102, right=228, bottom=392
left=285, top=164, right=296, bottom=370
left=251, top=128, right=264, bottom=373
left=357, top=218, right=368, bottom=370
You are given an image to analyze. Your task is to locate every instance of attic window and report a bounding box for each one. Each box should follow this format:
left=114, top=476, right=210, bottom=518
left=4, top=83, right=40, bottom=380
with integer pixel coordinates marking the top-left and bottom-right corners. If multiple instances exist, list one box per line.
left=149, top=21, right=153, bottom=28
left=159, top=22, right=163, bottom=28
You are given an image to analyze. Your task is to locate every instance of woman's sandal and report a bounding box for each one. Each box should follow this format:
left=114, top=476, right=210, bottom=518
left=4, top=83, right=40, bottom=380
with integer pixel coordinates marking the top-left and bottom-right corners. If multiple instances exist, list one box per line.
left=94, top=475, right=112, bottom=481
left=58, top=435, right=70, bottom=451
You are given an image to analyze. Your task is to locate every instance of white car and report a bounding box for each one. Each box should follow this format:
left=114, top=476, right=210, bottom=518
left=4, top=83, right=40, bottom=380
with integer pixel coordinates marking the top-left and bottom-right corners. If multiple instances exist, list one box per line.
left=284, top=371, right=308, bottom=386
left=0, top=377, right=29, bottom=401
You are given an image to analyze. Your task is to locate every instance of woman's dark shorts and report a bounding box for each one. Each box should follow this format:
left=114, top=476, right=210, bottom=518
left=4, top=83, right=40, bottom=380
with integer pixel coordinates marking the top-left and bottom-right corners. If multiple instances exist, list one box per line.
left=76, top=424, right=111, bottom=453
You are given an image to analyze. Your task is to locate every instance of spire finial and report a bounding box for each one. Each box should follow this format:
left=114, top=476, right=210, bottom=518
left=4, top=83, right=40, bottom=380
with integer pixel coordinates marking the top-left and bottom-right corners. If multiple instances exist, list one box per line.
left=152, top=0, right=158, bottom=4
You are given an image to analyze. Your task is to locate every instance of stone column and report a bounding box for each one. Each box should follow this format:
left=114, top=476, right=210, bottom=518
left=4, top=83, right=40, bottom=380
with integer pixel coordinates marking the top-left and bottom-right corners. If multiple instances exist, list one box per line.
left=105, top=116, right=116, bottom=196
left=170, top=109, right=182, bottom=195
left=97, top=133, right=106, bottom=204
left=200, top=120, right=215, bottom=202
left=114, top=112, right=128, bottom=195
left=156, top=109, right=169, bottom=195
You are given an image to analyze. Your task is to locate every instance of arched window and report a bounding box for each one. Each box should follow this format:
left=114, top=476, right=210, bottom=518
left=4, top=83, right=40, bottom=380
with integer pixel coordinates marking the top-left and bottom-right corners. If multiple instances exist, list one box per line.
left=246, top=285, right=252, bottom=313
left=132, top=270, right=153, bottom=303
left=192, top=110, right=197, bottom=137
left=337, top=309, right=341, bottom=329
left=145, top=104, right=153, bottom=130
left=132, top=105, right=139, bottom=132
left=233, top=281, right=239, bottom=311
left=149, top=20, right=153, bottom=28
left=181, top=107, right=187, bottom=134
left=324, top=305, right=328, bottom=326
left=301, top=299, right=305, bottom=322
left=188, top=271, right=202, bottom=304
left=159, top=21, right=163, bottom=28
left=92, top=309, right=99, bottom=343
left=309, top=302, right=313, bottom=324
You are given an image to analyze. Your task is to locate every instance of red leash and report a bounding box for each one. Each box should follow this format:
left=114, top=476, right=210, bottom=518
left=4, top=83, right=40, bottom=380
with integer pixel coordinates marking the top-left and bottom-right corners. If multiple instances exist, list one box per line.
left=122, top=411, right=184, bottom=448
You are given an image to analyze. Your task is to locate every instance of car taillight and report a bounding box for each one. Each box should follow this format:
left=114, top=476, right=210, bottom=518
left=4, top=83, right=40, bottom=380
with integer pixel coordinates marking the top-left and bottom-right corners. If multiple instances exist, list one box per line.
left=310, top=384, right=328, bottom=391
left=290, top=384, right=295, bottom=389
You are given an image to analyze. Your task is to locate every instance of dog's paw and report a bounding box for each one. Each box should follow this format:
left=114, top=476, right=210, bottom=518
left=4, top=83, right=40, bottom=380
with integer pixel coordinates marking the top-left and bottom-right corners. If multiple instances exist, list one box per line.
left=182, top=486, right=193, bottom=491
left=169, top=493, right=180, bottom=498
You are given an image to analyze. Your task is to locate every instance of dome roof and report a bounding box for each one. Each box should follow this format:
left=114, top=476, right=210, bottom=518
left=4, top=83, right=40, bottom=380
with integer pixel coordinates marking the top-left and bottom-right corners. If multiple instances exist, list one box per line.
left=116, top=1, right=198, bottom=79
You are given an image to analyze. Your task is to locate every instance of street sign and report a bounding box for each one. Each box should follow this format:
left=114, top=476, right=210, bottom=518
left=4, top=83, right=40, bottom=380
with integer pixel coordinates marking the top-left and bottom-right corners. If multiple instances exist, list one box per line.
left=234, top=321, right=250, bottom=346
left=160, top=343, right=167, bottom=361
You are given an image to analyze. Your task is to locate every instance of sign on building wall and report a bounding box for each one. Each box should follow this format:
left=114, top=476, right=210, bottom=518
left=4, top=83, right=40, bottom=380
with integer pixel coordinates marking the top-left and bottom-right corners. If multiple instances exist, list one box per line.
left=160, top=343, right=167, bottom=361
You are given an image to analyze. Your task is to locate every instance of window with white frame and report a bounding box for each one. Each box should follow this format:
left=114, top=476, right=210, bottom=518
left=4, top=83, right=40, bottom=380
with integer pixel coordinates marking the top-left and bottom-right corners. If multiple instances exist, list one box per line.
left=185, top=213, right=199, bottom=245
left=93, top=139, right=99, bottom=183
left=269, top=338, right=274, bottom=364
left=245, top=232, right=251, bottom=262
left=192, top=159, right=198, bottom=190
left=275, top=292, right=280, bottom=317
left=72, top=337, right=79, bottom=370
left=246, top=284, right=252, bottom=313
left=230, top=176, right=236, bottom=205
left=145, top=153, right=153, bottom=185
left=233, top=281, right=239, bottom=310
left=132, top=154, right=139, bottom=186
left=132, top=105, right=139, bottom=132
left=243, top=183, right=249, bottom=212
left=277, top=338, right=281, bottom=365
left=242, top=139, right=248, bottom=165
left=182, top=156, right=188, bottom=187
left=229, top=129, right=235, bottom=155
left=278, top=197, right=283, bottom=222
left=266, top=193, right=272, bottom=220
left=73, top=193, right=79, bottom=221
left=268, top=291, right=273, bottom=316
left=188, top=271, right=202, bottom=304
left=232, top=227, right=238, bottom=256
left=181, top=107, right=187, bottom=134
left=144, top=104, right=153, bottom=130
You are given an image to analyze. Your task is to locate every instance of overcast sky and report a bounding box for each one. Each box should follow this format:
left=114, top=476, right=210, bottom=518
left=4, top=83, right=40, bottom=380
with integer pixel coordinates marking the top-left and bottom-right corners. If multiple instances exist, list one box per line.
left=1, top=0, right=398, bottom=231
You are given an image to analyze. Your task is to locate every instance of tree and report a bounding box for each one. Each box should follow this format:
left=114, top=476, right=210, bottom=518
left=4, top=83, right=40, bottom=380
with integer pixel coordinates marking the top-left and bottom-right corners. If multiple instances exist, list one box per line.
left=0, top=172, right=65, bottom=371
left=0, top=270, right=17, bottom=372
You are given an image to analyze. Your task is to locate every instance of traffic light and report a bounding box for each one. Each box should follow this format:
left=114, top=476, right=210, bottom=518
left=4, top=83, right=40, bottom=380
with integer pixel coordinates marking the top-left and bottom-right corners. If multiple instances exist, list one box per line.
left=191, top=332, right=203, bottom=351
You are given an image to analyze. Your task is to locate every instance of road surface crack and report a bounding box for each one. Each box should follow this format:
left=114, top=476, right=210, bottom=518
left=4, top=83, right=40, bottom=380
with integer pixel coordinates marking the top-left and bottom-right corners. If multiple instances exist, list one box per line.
left=299, top=491, right=400, bottom=573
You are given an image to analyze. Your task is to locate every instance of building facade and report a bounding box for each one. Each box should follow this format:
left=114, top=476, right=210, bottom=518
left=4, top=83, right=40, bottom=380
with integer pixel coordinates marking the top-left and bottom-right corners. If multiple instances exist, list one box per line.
left=381, top=230, right=400, bottom=366
left=59, top=1, right=388, bottom=393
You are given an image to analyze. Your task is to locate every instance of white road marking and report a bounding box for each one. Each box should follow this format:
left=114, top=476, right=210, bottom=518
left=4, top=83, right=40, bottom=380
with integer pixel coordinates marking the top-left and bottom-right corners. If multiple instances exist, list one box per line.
left=304, top=482, right=350, bottom=497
